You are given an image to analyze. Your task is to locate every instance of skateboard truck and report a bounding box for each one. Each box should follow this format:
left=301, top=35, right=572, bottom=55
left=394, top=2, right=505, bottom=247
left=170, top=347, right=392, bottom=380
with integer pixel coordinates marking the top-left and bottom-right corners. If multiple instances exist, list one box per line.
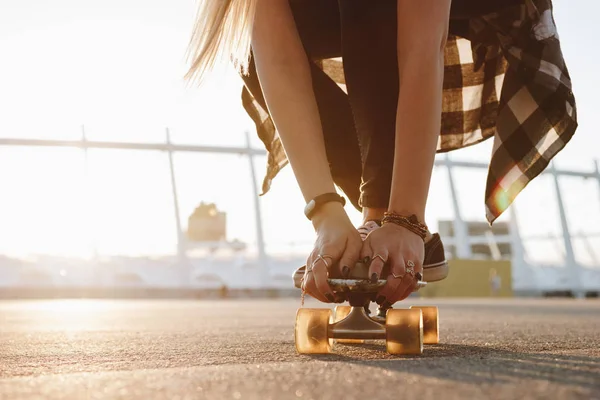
left=329, top=305, right=385, bottom=341
left=295, top=260, right=439, bottom=355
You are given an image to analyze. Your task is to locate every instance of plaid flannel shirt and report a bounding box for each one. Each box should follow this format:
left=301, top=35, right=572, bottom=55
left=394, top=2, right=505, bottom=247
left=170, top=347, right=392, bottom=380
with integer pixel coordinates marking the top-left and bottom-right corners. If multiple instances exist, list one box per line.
left=241, top=0, right=577, bottom=224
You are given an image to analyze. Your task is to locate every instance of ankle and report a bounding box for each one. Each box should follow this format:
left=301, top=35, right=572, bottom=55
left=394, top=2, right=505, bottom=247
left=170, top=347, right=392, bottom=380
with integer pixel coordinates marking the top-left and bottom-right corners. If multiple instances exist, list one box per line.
left=424, top=230, right=433, bottom=243
left=362, top=207, right=385, bottom=224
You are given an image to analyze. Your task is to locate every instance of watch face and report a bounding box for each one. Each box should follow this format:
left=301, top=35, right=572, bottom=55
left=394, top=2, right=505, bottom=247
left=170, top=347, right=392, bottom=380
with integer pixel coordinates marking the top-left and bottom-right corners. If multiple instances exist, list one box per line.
left=305, top=200, right=316, bottom=217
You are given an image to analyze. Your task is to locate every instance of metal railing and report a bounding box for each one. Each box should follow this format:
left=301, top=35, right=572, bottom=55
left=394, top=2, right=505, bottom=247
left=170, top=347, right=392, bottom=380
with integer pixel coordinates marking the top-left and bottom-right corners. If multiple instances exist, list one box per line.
left=1, top=127, right=599, bottom=295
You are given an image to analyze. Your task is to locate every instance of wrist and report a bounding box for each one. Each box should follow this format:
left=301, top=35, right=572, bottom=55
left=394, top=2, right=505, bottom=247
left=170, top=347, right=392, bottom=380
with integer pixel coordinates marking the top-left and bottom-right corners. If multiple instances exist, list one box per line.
left=304, top=192, right=346, bottom=220
left=386, top=205, right=425, bottom=224
left=381, top=211, right=428, bottom=241
left=311, top=202, right=347, bottom=230
left=388, top=182, right=428, bottom=223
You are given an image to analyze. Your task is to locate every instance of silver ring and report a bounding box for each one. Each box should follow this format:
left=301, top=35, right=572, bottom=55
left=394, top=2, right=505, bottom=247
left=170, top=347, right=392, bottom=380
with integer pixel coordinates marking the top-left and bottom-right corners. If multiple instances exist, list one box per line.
left=391, top=271, right=404, bottom=279
left=405, top=266, right=415, bottom=276
left=407, top=260, right=415, bottom=268
left=372, top=254, right=387, bottom=264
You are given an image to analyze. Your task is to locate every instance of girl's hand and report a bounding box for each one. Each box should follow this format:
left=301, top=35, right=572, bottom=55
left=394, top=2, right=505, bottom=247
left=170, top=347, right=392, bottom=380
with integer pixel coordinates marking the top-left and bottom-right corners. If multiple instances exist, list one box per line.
left=302, top=203, right=363, bottom=303
left=361, top=223, right=424, bottom=307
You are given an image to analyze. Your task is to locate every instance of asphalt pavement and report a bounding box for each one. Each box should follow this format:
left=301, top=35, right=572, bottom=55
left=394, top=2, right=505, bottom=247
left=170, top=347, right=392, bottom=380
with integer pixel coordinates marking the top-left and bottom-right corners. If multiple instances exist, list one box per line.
left=0, top=298, right=599, bottom=399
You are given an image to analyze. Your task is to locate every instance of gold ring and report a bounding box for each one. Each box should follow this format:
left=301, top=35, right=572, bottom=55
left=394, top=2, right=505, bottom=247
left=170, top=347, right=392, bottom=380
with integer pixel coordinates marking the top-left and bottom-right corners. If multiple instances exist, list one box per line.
left=405, top=266, right=415, bottom=276
left=372, top=254, right=387, bottom=263
left=407, top=260, right=415, bottom=267
left=391, top=271, right=404, bottom=279
left=313, top=254, right=332, bottom=269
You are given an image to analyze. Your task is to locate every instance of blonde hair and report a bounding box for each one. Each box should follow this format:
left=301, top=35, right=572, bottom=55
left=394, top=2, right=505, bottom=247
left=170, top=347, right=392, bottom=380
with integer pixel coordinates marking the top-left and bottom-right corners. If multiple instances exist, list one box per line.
left=185, top=0, right=258, bottom=86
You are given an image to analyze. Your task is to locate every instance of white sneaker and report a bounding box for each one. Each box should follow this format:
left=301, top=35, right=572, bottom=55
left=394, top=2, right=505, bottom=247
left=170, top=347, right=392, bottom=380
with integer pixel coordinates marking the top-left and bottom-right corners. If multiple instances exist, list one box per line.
left=357, top=220, right=381, bottom=241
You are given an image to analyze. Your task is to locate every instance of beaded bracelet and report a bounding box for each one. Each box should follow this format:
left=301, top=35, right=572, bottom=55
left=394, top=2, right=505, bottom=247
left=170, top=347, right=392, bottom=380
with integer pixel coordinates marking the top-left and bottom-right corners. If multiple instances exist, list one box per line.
left=381, top=212, right=428, bottom=241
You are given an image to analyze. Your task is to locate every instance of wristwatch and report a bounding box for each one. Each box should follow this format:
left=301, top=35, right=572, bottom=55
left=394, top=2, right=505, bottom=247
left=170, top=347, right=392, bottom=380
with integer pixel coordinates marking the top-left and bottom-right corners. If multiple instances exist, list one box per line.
left=304, top=192, right=346, bottom=220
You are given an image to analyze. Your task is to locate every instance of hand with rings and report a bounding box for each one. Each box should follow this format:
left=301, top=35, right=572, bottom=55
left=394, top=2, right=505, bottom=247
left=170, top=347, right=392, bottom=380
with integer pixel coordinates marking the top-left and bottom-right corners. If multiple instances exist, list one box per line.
left=361, top=222, right=425, bottom=308
left=301, top=205, right=363, bottom=303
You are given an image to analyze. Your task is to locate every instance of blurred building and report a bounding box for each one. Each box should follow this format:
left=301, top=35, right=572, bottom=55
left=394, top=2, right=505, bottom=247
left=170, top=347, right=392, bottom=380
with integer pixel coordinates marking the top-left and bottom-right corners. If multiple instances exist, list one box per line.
left=438, top=220, right=512, bottom=260
left=187, top=202, right=227, bottom=242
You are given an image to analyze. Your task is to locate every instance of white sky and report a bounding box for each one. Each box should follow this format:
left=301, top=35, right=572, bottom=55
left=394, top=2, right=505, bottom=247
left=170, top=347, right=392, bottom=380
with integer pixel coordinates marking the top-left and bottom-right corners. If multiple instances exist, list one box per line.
left=0, top=0, right=598, bottom=266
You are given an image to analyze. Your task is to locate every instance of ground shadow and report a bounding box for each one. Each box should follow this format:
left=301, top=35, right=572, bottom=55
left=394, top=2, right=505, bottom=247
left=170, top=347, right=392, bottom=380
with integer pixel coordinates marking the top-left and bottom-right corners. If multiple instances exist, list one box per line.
left=307, top=343, right=600, bottom=390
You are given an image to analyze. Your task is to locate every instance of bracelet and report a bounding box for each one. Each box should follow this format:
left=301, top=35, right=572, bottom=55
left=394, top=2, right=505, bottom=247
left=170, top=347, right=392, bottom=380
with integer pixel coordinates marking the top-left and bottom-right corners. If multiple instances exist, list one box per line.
left=304, top=192, right=346, bottom=221
left=381, top=212, right=428, bottom=241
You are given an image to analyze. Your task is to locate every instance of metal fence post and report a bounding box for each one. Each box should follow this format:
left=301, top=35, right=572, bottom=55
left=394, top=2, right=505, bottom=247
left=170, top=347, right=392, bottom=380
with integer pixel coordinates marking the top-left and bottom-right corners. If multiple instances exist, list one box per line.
left=245, top=131, right=268, bottom=284
left=166, top=128, right=185, bottom=261
left=550, top=162, right=582, bottom=298
left=445, top=154, right=472, bottom=259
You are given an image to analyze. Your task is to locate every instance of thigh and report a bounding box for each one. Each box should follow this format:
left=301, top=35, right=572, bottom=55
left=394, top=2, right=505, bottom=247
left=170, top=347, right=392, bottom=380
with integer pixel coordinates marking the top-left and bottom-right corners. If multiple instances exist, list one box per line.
left=290, top=0, right=342, bottom=59
left=338, top=0, right=398, bottom=151
left=337, top=0, right=398, bottom=206
left=450, top=0, right=524, bottom=19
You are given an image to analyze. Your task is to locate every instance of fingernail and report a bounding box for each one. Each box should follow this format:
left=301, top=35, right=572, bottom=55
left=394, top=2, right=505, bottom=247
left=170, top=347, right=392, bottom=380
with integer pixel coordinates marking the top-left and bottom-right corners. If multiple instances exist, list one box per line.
left=370, top=273, right=378, bottom=283
left=376, top=295, right=385, bottom=305
left=342, top=266, right=350, bottom=277
left=325, top=293, right=335, bottom=302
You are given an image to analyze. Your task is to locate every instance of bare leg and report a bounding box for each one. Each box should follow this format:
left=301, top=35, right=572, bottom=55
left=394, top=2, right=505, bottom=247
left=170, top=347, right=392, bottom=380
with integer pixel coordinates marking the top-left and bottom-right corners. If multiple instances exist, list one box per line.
left=340, top=0, right=446, bottom=244
left=361, top=207, right=385, bottom=224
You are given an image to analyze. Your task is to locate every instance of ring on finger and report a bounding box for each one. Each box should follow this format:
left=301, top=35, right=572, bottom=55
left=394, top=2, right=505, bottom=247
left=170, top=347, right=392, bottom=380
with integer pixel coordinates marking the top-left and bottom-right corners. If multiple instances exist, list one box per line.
left=314, top=254, right=332, bottom=269
left=372, top=254, right=387, bottom=264
left=391, top=271, right=404, bottom=279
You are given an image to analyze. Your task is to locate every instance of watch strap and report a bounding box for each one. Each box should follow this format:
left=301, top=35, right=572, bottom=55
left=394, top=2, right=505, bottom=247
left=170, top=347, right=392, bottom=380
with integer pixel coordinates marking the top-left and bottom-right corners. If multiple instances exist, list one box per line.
left=304, top=192, right=346, bottom=220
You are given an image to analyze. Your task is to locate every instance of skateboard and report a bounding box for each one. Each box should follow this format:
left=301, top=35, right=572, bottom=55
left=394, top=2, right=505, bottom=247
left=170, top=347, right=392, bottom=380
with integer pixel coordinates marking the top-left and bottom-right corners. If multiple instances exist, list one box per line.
left=294, top=261, right=439, bottom=355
